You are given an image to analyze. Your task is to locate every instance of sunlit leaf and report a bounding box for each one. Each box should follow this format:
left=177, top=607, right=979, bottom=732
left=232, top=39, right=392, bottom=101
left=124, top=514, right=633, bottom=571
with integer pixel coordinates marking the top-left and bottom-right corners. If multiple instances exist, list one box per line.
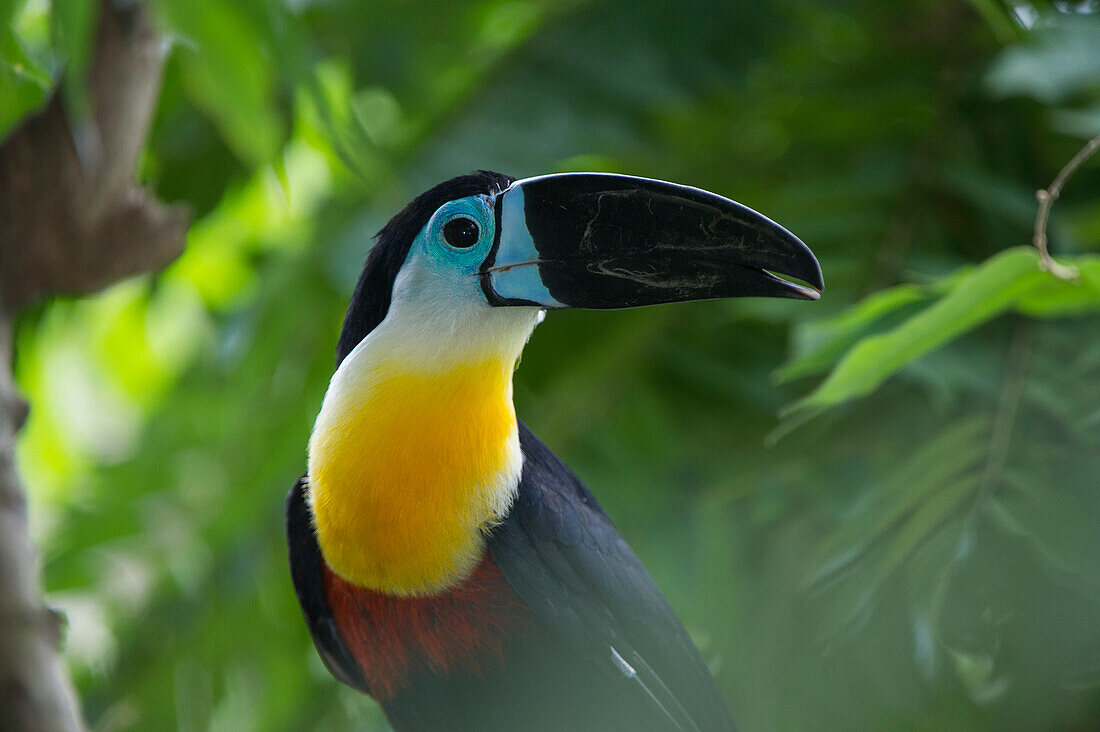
left=1014, top=257, right=1100, bottom=317
left=789, top=249, right=1075, bottom=413
left=52, top=0, right=97, bottom=118
left=0, top=24, right=52, bottom=137
left=777, top=284, right=930, bottom=382
left=152, top=0, right=284, bottom=165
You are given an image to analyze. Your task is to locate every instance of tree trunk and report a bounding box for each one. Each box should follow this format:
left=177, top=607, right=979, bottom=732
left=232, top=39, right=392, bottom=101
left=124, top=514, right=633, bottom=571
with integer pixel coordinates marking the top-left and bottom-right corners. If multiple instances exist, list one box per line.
left=0, top=316, right=83, bottom=731
left=0, top=1, right=189, bottom=728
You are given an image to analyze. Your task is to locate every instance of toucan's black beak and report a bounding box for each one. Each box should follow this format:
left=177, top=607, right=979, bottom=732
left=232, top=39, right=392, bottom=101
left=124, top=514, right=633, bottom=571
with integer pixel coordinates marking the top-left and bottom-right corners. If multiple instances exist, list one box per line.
left=479, top=173, right=822, bottom=309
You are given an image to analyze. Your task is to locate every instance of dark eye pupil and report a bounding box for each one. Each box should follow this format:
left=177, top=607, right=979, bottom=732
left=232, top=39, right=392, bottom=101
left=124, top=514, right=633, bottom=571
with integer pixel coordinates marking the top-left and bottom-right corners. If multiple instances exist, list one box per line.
left=443, top=217, right=480, bottom=248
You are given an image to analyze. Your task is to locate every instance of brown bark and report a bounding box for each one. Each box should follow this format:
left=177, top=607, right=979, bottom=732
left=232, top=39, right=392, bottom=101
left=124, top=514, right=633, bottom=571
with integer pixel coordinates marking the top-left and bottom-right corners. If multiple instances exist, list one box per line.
left=0, top=316, right=83, bottom=732
left=0, top=0, right=188, bottom=309
left=0, top=2, right=189, bottom=729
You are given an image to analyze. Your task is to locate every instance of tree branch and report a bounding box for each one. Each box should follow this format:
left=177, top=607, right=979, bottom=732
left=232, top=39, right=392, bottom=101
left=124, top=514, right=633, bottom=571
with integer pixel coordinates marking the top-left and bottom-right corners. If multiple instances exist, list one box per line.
left=0, top=0, right=189, bottom=309
left=0, top=2, right=190, bottom=729
left=0, top=316, right=83, bottom=732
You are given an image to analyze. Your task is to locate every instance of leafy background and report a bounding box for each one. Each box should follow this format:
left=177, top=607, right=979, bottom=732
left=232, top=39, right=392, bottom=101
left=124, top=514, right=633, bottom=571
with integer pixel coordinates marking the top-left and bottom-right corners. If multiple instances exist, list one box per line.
left=4, top=0, right=1100, bottom=729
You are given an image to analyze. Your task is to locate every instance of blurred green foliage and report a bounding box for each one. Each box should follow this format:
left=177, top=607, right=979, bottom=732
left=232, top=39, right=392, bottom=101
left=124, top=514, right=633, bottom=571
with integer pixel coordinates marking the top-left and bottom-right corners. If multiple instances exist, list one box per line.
left=3, top=0, right=1100, bottom=729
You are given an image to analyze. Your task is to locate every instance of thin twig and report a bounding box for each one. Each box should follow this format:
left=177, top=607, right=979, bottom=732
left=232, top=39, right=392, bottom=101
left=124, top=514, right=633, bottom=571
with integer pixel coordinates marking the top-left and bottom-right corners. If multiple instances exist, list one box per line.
left=1033, top=132, right=1100, bottom=281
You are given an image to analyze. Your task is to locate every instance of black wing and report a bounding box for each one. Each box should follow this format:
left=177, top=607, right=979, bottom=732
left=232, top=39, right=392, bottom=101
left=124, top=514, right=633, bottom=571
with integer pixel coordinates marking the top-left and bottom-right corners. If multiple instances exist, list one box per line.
left=286, top=478, right=371, bottom=695
left=489, top=422, right=735, bottom=732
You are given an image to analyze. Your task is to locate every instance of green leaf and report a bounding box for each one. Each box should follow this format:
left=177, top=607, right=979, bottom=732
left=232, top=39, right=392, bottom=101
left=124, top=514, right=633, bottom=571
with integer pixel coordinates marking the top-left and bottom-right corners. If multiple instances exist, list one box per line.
left=0, top=0, right=17, bottom=25
left=1014, top=257, right=1100, bottom=317
left=810, top=427, right=981, bottom=644
left=154, top=0, right=284, bottom=166
left=904, top=517, right=970, bottom=678
left=808, top=417, right=988, bottom=587
left=987, top=15, right=1100, bottom=104
left=776, top=284, right=930, bottom=382
left=0, top=25, right=53, bottom=137
left=52, top=0, right=97, bottom=118
left=947, top=647, right=1011, bottom=705
left=988, top=473, right=1100, bottom=605
left=790, top=248, right=1052, bottom=413
left=877, top=473, right=977, bottom=581
left=965, top=0, right=1024, bottom=45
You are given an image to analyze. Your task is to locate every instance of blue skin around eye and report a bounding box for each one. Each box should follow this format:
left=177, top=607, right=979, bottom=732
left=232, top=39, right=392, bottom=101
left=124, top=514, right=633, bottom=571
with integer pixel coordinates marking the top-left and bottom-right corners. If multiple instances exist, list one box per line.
left=403, top=196, right=497, bottom=309
left=405, top=191, right=561, bottom=308
left=419, top=195, right=496, bottom=275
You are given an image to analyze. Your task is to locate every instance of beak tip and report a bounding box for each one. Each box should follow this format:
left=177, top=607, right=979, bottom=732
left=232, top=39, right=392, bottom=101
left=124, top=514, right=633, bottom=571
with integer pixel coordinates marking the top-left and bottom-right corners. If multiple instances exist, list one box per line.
left=809, top=270, right=825, bottom=296
left=810, top=262, right=825, bottom=293
left=773, top=241, right=824, bottom=301
left=784, top=280, right=822, bottom=301
left=789, top=235, right=825, bottom=294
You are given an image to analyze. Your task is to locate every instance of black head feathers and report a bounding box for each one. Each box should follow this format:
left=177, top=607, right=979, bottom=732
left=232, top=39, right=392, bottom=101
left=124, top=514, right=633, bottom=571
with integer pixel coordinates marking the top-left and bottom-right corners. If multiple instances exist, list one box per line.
left=335, top=171, right=515, bottom=365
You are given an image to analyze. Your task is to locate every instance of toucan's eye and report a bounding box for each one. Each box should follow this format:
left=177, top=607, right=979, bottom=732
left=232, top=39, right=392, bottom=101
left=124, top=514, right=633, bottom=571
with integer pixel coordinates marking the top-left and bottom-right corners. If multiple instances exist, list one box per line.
left=442, top=217, right=480, bottom=249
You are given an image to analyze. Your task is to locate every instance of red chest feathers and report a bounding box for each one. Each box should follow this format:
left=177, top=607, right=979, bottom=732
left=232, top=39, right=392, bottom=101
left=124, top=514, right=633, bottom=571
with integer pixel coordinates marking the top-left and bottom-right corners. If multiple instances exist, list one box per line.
left=323, top=554, right=532, bottom=700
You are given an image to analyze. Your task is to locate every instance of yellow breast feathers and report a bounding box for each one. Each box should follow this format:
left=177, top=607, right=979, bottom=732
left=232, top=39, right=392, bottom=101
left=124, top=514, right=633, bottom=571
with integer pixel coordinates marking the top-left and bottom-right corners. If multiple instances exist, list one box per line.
left=307, top=358, right=521, bottom=596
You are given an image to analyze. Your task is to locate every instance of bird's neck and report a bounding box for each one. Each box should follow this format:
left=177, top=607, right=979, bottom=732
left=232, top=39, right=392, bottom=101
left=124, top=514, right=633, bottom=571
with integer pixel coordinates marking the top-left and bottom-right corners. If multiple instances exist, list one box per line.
left=307, top=302, right=538, bottom=596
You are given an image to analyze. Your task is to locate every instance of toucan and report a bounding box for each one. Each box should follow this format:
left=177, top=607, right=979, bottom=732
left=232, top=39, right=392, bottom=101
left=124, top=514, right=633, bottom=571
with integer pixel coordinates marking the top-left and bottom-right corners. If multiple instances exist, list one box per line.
left=287, top=171, right=822, bottom=731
